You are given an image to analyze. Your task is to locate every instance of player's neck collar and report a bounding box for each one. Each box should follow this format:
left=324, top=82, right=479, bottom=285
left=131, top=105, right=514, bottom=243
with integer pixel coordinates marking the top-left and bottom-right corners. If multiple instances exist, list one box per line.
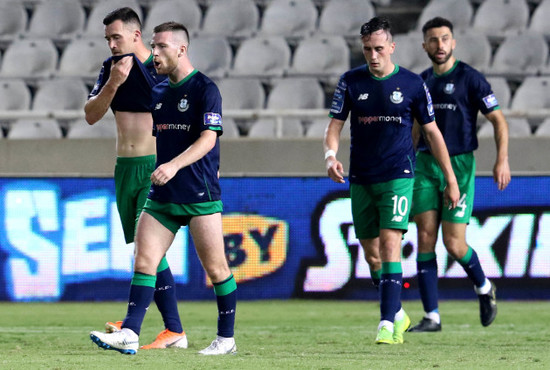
left=433, top=59, right=459, bottom=78
left=368, top=64, right=399, bottom=81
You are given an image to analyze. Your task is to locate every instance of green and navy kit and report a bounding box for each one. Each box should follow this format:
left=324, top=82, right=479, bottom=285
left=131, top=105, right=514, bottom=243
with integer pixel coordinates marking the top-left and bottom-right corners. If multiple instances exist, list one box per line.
left=148, top=69, right=223, bottom=204
left=89, top=53, right=167, bottom=112
left=417, top=60, right=499, bottom=156
left=330, top=64, right=435, bottom=184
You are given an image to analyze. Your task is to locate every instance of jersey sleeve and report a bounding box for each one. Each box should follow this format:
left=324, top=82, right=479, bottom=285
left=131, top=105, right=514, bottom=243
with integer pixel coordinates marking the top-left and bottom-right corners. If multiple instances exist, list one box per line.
left=201, top=82, right=223, bottom=136
left=412, top=81, right=436, bottom=125
left=87, top=59, right=110, bottom=99
left=329, top=75, right=351, bottom=121
left=470, top=72, right=499, bottom=115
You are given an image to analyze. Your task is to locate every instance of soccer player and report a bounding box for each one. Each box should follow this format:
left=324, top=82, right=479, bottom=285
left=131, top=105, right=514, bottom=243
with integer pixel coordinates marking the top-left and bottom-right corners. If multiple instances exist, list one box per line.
left=408, top=17, right=511, bottom=332
left=84, top=8, right=187, bottom=349
left=324, top=17, right=460, bottom=345
left=90, top=21, right=236, bottom=355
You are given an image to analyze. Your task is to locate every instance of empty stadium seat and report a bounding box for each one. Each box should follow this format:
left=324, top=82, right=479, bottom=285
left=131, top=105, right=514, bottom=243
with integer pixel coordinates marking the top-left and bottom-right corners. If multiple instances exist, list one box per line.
left=200, top=0, right=259, bottom=43
left=217, top=78, right=266, bottom=110
left=248, top=117, right=303, bottom=138
left=0, top=79, right=31, bottom=110
left=266, top=78, right=325, bottom=109
left=287, top=35, right=350, bottom=85
left=491, top=32, right=548, bottom=80
left=85, top=0, right=143, bottom=37
left=318, top=0, right=375, bottom=39
left=0, top=1, right=27, bottom=49
left=0, top=38, right=58, bottom=82
left=187, top=37, right=232, bottom=80
left=67, top=118, right=116, bottom=139
left=143, top=0, right=202, bottom=40
left=57, top=37, right=111, bottom=83
left=477, top=117, right=532, bottom=138
left=32, top=78, right=89, bottom=111
left=534, top=118, right=550, bottom=137
left=8, top=119, right=63, bottom=139
left=229, top=36, right=291, bottom=81
left=391, top=32, right=431, bottom=74
left=416, top=0, right=473, bottom=31
left=472, top=0, right=529, bottom=41
left=258, top=0, right=318, bottom=42
left=305, top=117, right=350, bottom=138
left=25, top=0, right=85, bottom=46
left=510, top=77, right=550, bottom=111
left=453, top=30, right=491, bottom=73
left=220, top=117, right=240, bottom=138
left=529, top=0, right=550, bottom=38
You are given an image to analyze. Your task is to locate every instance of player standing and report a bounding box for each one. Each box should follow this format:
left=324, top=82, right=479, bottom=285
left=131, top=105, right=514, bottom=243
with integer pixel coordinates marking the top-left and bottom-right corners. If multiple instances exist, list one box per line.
left=324, top=17, right=460, bottom=345
left=90, top=21, right=236, bottom=355
left=85, top=8, right=187, bottom=349
left=408, top=17, right=511, bottom=332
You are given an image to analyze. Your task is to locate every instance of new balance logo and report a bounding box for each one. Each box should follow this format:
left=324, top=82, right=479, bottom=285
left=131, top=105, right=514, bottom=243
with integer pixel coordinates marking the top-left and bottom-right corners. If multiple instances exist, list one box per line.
left=155, top=103, right=163, bottom=110
left=358, top=93, right=369, bottom=101
left=391, top=215, right=403, bottom=222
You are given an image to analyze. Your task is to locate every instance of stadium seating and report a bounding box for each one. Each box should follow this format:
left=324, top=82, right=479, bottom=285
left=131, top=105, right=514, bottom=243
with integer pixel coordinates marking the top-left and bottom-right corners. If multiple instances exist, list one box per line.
left=248, top=117, right=304, bottom=138
left=7, top=118, right=63, bottom=139
left=477, top=117, right=531, bottom=138
left=0, top=1, right=27, bottom=49
left=510, top=77, right=550, bottom=111
left=0, top=79, right=31, bottom=111
left=305, top=117, right=351, bottom=138
left=529, top=0, right=550, bottom=38
left=56, top=37, right=111, bottom=83
left=258, top=0, right=318, bottom=42
left=490, top=32, right=548, bottom=80
left=472, top=0, right=530, bottom=42
left=143, top=0, right=202, bottom=40
left=32, top=78, right=90, bottom=111
left=266, top=78, right=325, bottom=110
left=534, top=118, right=550, bottom=137
left=220, top=117, right=240, bottom=138
left=229, top=36, right=291, bottom=81
left=187, top=37, right=232, bottom=80
left=85, top=0, right=143, bottom=37
left=66, top=118, right=116, bottom=139
left=287, top=35, right=350, bottom=85
left=216, top=78, right=266, bottom=110
left=391, top=32, right=431, bottom=74
left=486, top=77, right=511, bottom=109
left=0, top=38, right=58, bottom=83
left=200, top=0, right=259, bottom=43
left=453, top=30, right=491, bottom=73
left=25, top=0, right=86, bottom=46
left=416, top=0, right=474, bottom=32
left=318, top=0, right=375, bottom=39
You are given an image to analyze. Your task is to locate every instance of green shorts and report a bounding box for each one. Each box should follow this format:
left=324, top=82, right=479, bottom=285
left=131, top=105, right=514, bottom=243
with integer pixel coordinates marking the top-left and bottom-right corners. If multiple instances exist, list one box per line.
left=351, top=178, right=414, bottom=239
left=412, top=151, right=475, bottom=223
left=114, top=155, right=156, bottom=243
left=142, top=198, right=223, bottom=234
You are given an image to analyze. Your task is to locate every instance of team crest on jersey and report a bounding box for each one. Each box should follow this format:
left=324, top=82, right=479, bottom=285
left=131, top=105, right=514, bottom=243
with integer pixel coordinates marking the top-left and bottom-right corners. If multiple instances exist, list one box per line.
left=390, top=91, right=403, bottom=104
left=444, top=83, right=455, bottom=94
left=177, top=98, right=189, bottom=112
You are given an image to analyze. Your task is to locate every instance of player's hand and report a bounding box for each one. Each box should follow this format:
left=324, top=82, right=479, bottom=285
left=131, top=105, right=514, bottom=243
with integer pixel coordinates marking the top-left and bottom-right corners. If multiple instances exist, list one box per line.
left=443, top=181, right=460, bottom=210
left=326, top=157, right=345, bottom=183
left=151, top=162, right=178, bottom=186
left=109, top=55, right=133, bottom=88
left=493, top=160, right=511, bottom=191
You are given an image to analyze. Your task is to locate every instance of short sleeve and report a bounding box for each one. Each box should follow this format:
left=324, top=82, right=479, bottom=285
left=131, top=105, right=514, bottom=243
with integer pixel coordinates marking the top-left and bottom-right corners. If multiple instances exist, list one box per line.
left=329, top=75, right=351, bottom=121
left=201, top=82, right=223, bottom=136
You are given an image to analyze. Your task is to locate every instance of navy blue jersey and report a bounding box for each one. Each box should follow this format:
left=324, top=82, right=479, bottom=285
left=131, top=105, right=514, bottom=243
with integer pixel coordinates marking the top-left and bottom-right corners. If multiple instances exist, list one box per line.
left=417, top=60, right=499, bottom=156
left=148, top=70, right=223, bottom=204
left=330, top=65, right=435, bottom=184
left=88, top=53, right=167, bottom=112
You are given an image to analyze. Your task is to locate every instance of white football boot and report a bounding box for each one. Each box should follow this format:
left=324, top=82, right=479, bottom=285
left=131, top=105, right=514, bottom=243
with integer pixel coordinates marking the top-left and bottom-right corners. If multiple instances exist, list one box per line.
left=90, top=328, right=139, bottom=355
left=198, top=336, right=237, bottom=355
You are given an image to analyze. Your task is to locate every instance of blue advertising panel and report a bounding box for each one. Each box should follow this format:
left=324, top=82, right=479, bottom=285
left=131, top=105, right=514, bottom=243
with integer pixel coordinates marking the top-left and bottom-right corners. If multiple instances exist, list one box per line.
left=0, top=176, right=549, bottom=301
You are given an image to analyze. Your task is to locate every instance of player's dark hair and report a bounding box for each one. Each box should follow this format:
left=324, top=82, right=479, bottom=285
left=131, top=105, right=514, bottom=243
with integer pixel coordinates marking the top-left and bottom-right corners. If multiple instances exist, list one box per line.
left=153, top=21, right=190, bottom=43
left=360, top=17, right=392, bottom=38
left=103, top=7, right=142, bottom=30
left=422, top=17, right=454, bottom=36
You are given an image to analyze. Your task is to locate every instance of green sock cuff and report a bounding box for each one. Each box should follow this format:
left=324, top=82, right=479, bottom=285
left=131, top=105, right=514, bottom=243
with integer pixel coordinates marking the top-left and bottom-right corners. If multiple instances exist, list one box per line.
left=157, top=256, right=169, bottom=273
left=131, top=272, right=157, bottom=288
left=417, top=252, right=437, bottom=262
left=457, top=246, right=473, bottom=265
left=382, top=262, right=402, bottom=274
left=213, top=274, right=237, bottom=296
left=370, top=269, right=381, bottom=280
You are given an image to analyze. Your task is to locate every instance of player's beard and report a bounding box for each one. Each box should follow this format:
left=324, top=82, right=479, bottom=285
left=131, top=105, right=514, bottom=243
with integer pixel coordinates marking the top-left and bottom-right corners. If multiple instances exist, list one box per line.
left=428, top=48, right=452, bottom=65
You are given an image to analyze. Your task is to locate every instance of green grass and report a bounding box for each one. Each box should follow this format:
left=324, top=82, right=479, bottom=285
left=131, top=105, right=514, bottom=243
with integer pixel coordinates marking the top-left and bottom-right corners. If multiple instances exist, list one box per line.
left=0, top=300, right=548, bottom=369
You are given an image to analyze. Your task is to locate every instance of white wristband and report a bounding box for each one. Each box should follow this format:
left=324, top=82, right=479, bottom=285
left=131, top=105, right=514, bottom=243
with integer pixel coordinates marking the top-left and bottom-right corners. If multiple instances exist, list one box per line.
left=324, top=149, right=336, bottom=160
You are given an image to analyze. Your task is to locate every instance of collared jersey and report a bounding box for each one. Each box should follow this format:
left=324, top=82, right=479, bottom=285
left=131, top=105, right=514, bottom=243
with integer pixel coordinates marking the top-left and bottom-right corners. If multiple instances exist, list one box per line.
left=88, top=53, right=167, bottom=112
left=417, top=60, right=499, bottom=156
left=148, top=69, right=223, bottom=204
left=330, top=64, right=435, bottom=184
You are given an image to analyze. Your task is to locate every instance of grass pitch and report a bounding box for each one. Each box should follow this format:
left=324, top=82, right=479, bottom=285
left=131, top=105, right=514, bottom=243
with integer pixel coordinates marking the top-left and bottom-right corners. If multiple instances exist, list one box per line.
left=0, top=300, right=548, bottom=369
